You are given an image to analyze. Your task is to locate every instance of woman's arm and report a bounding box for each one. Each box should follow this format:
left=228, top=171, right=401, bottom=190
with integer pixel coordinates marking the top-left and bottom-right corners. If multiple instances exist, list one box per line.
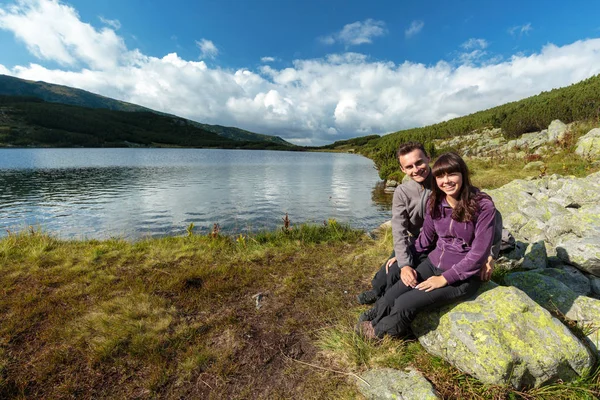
left=441, top=197, right=496, bottom=285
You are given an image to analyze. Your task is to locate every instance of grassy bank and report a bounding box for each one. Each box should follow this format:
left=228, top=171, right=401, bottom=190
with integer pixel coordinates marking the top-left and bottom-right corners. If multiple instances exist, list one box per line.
left=1, top=224, right=598, bottom=399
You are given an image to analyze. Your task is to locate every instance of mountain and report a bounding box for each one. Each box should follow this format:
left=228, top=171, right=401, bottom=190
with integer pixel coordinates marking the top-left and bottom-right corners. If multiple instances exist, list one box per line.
left=0, top=74, right=290, bottom=146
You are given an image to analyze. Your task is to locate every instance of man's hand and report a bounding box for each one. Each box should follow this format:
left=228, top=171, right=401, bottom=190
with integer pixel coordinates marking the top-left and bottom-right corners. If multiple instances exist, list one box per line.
left=480, top=256, right=494, bottom=282
left=400, top=266, right=418, bottom=288
left=416, top=275, right=447, bottom=292
left=385, top=256, right=397, bottom=274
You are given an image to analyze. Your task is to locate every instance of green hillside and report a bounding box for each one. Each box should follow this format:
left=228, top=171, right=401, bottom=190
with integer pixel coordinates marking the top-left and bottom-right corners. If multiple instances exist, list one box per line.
left=0, top=95, right=297, bottom=149
left=334, top=74, right=600, bottom=180
left=0, top=74, right=290, bottom=145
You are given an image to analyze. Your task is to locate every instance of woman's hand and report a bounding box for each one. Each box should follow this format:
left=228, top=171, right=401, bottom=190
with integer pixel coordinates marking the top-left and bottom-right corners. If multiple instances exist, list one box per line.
left=416, top=275, right=447, bottom=292
left=480, top=256, right=494, bottom=281
left=385, top=256, right=397, bottom=274
left=400, top=266, right=418, bottom=288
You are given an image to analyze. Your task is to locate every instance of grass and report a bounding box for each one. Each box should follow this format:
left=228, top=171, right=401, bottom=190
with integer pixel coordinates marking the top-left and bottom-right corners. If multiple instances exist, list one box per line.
left=1, top=223, right=599, bottom=399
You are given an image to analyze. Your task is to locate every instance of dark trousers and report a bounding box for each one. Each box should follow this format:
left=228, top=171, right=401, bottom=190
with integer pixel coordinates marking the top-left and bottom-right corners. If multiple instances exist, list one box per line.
left=370, top=250, right=427, bottom=296
left=371, top=257, right=481, bottom=338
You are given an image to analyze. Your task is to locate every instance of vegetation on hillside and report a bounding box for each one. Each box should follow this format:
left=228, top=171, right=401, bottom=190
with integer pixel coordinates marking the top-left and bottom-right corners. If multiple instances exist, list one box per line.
left=0, top=96, right=297, bottom=149
left=337, top=74, right=600, bottom=180
left=0, top=74, right=290, bottom=145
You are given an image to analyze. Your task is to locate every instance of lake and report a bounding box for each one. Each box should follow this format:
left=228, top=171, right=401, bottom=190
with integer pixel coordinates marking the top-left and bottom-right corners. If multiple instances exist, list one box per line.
left=0, top=148, right=392, bottom=240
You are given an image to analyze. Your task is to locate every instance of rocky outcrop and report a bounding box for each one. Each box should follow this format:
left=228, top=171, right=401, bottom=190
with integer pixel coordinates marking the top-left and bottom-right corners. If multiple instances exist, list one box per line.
left=488, top=172, right=600, bottom=275
left=434, top=120, right=600, bottom=160
left=411, top=283, right=594, bottom=388
left=576, top=128, right=600, bottom=158
left=358, top=368, right=439, bottom=400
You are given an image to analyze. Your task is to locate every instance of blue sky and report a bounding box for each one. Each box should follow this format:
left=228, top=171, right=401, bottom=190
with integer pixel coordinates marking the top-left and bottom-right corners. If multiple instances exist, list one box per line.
left=1, top=0, right=599, bottom=145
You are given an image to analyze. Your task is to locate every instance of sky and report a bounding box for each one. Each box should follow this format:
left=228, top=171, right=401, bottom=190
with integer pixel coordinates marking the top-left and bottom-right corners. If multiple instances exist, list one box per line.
left=0, top=0, right=600, bottom=145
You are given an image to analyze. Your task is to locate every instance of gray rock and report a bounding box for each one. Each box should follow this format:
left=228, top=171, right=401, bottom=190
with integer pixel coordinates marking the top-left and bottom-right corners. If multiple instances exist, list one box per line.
left=518, top=218, right=547, bottom=242
left=535, top=267, right=591, bottom=296
left=358, top=368, right=439, bottom=400
left=523, top=161, right=545, bottom=171
left=548, top=120, right=568, bottom=143
left=556, top=237, right=600, bottom=276
left=386, top=180, right=398, bottom=188
left=522, top=241, right=548, bottom=270
left=588, top=275, right=600, bottom=296
left=411, top=283, right=593, bottom=389
left=505, top=271, right=600, bottom=356
left=575, top=128, right=600, bottom=159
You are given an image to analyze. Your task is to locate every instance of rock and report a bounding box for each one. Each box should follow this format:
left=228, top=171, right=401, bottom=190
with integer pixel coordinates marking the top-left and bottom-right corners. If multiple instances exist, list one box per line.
left=411, top=283, right=593, bottom=388
left=523, top=161, right=545, bottom=171
left=505, top=271, right=600, bottom=356
left=575, top=128, right=600, bottom=159
left=517, top=217, right=547, bottom=242
left=556, top=237, right=600, bottom=276
left=522, top=241, right=548, bottom=270
left=383, top=187, right=396, bottom=193
left=535, top=267, right=591, bottom=296
left=547, top=120, right=568, bottom=143
left=358, top=368, right=439, bottom=400
left=385, top=180, right=398, bottom=188
left=588, top=275, right=600, bottom=296
left=504, top=241, right=527, bottom=260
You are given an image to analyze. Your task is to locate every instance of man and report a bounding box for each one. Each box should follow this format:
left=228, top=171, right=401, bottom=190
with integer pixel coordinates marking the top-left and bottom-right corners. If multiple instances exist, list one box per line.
left=357, top=142, right=501, bottom=313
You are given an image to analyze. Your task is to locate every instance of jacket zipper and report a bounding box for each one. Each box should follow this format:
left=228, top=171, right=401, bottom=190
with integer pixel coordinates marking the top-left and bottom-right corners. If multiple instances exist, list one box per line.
left=438, top=215, right=453, bottom=269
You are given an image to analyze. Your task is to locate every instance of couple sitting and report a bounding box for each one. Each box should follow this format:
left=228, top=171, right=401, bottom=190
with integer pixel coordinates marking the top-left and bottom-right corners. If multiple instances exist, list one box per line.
left=357, top=142, right=502, bottom=339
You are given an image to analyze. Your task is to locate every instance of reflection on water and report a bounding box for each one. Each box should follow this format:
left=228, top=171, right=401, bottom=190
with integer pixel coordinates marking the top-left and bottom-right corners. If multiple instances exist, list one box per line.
left=0, top=148, right=391, bottom=240
left=370, top=181, right=393, bottom=211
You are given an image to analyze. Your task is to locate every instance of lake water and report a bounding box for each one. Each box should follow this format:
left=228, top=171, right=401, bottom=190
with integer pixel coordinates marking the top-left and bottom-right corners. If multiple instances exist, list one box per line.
left=0, top=148, right=392, bottom=240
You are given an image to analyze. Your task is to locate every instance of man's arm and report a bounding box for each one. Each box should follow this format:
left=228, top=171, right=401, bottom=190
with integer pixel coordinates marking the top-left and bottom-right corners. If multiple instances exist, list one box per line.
left=391, top=187, right=414, bottom=269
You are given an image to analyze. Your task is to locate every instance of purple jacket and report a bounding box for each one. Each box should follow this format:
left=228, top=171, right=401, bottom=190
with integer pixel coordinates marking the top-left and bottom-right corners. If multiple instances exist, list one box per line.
left=414, top=193, right=496, bottom=284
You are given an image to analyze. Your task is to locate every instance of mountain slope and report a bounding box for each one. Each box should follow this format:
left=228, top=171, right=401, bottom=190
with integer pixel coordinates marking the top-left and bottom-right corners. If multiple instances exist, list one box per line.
left=0, top=74, right=290, bottom=145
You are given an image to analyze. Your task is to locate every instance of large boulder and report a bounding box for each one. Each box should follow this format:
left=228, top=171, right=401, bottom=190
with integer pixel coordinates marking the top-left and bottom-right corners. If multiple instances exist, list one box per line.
left=534, top=267, right=591, bottom=296
left=358, top=368, right=439, bottom=400
left=547, top=120, right=568, bottom=143
left=505, top=271, right=600, bottom=355
left=556, top=237, right=600, bottom=276
left=575, top=128, right=600, bottom=159
left=411, top=283, right=593, bottom=388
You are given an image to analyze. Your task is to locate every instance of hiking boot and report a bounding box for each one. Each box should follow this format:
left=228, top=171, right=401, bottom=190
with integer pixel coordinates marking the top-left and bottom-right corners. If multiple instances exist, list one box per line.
left=358, top=307, right=377, bottom=323
left=356, top=289, right=378, bottom=305
left=355, top=321, right=377, bottom=340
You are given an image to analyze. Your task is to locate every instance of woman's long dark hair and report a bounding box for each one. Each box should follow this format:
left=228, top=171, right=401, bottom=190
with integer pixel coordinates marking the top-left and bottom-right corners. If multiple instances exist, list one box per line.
left=429, top=152, right=480, bottom=222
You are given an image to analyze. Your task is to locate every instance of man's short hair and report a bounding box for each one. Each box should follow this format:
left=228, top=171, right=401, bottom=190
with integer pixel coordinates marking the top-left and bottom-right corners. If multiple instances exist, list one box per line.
left=396, top=141, right=427, bottom=158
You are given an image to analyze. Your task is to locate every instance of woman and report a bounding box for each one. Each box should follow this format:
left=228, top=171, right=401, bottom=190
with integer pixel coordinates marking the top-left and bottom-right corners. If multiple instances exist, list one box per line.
left=358, top=152, right=496, bottom=339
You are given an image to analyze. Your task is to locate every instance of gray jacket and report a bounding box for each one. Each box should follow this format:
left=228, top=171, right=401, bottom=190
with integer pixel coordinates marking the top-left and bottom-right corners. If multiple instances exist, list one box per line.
left=391, top=174, right=502, bottom=268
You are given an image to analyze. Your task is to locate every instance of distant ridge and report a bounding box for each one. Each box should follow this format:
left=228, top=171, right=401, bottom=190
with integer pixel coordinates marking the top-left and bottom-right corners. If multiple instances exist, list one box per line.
left=0, top=74, right=290, bottom=146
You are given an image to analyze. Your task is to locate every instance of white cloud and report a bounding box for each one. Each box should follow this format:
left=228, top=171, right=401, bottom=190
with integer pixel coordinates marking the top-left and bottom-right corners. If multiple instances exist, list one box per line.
left=1, top=1, right=600, bottom=146
left=261, top=56, right=276, bottom=63
left=405, top=20, right=424, bottom=38
left=0, top=0, right=125, bottom=70
left=320, top=19, right=387, bottom=46
left=461, top=38, right=488, bottom=50
left=508, top=23, right=533, bottom=36
left=99, top=16, right=121, bottom=30
left=196, top=38, right=218, bottom=59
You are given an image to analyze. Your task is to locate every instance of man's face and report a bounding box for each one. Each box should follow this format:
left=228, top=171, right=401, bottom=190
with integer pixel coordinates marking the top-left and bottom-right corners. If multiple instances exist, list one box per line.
left=398, top=149, right=431, bottom=183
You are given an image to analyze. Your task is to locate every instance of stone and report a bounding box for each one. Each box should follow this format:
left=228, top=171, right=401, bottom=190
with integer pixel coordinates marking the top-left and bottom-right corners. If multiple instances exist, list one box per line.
left=358, top=368, right=439, bottom=400
left=575, top=128, right=600, bottom=158
left=522, top=241, right=548, bottom=270
left=385, top=180, right=398, bottom=188
left=547, top=120, right=568, bottom=143
left=589, top=275, right=600, bottom=296
left=518, top=217, right=547, bottom=242
left=523, top=161, right=545, bottom=171
left=505, top=271, right=600, bottom=356
left=535, top=267, right=591, bottom=296
left=411, top=283, right=593, bottom=389
left=556, top=237, right=600, bottom=276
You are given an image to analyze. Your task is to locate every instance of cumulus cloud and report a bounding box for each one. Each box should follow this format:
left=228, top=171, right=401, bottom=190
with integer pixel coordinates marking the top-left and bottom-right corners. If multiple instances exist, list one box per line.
left=0, top=0, right=126, bottom=70
left=99, top=16, right=121, bottom=30
left=196, top=38, right=218, bottom=59
left=508, top=23, right=532, bottom=36
left=320, top=19, right=387, bottom=46
left=1, top=1, right=600, bottom=146
left=405, top=20, right=424, bottom=38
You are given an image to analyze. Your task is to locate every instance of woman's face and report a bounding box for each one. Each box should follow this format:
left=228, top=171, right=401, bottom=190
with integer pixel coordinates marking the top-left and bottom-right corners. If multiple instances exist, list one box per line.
left=435, top=172, right=463, bottom=199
